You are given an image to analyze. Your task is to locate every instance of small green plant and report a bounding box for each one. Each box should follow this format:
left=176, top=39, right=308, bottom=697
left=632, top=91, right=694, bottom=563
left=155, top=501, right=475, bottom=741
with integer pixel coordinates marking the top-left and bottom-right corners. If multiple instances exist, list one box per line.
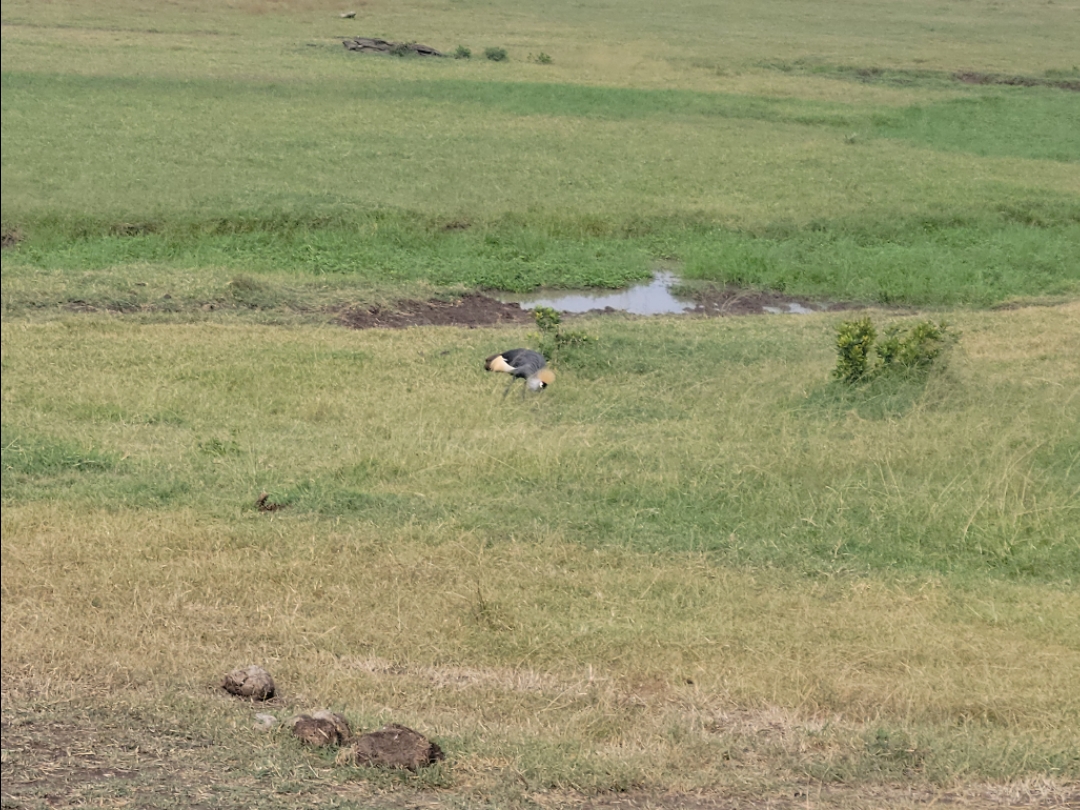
left=535, top=52, right=553, bottom=64
left=453, top=45, right=471, bottom=59
left=533, top=305, right=561, bottom=334
left=834, top=317, right=955, bottom=383
left=484, top=46, right=508, bottom=62
left=533, top=305, right=595, bottom=362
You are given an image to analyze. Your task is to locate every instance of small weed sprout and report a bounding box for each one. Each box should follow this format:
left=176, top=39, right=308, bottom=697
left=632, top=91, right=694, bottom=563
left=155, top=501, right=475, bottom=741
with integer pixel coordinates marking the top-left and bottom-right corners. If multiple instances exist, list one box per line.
left=533, top=305, right=595, bottom=362
left=453, top=45, right=471, bottom=59
left=389, top=42, right=414, bottom=57
left=484, top=46, right=508, bottom=62
left=834, top=317, right=955, bottom=383
left=535, top=52, right=553, bottom=64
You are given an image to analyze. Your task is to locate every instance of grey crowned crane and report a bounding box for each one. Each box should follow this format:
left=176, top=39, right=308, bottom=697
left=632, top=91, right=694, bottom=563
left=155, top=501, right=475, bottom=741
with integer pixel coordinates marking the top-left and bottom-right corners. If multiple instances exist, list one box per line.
left=485, top=348, right=555, bottom=397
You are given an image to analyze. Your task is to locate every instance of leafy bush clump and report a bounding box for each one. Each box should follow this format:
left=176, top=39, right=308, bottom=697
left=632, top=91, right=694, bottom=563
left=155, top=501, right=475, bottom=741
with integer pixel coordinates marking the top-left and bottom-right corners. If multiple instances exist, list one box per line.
left=484, top=47, right=508, bottom=62
left=453, top=45, right=471, bottom=59
left=834, top=317, right=955, bottom=383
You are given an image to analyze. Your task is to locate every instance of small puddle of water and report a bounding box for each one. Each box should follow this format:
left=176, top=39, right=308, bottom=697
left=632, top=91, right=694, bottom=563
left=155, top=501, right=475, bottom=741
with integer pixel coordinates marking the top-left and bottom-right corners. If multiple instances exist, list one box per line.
left=500, top=272, right=693, bottom=316
left=764, top=302, right=818, bottom=315
left=497, top=272, right=835, bottom=316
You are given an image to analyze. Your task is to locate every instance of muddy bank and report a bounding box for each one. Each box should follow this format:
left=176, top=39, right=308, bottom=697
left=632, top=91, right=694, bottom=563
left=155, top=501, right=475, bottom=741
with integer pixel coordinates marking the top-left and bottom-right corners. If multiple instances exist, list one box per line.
left=337, top=288, right=855, bottom=329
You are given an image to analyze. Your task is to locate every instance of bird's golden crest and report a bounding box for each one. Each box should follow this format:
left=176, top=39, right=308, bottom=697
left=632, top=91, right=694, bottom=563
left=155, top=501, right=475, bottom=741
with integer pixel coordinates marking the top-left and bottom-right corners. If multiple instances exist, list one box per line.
left=537, top=368, right=555, bottom=385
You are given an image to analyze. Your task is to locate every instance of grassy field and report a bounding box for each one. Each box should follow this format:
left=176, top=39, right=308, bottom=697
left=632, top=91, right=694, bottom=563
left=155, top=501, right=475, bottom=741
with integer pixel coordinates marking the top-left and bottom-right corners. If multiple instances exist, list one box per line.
left=2, top=0, right=1079, bottom=808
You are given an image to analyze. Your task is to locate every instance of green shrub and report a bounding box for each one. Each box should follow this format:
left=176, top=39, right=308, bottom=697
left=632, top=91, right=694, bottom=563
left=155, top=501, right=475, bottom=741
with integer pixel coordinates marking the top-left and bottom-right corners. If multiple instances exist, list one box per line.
left=834, top=317, right=877, bottom=382
left=834, top=317, right=955, bottom=383
left=533, top=305, right=561, bottom=335
left=453, top=45, right=471, bottom=59
left=484, top=47, right=508, bottom=62
left=877, top=320, right=953, bottom=370
left=535, top=52, right=553, bottom=64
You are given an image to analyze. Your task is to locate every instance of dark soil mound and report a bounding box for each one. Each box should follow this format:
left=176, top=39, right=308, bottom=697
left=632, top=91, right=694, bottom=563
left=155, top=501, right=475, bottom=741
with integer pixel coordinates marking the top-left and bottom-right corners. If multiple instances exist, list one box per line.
left=345, top=724, right=444, bottom=770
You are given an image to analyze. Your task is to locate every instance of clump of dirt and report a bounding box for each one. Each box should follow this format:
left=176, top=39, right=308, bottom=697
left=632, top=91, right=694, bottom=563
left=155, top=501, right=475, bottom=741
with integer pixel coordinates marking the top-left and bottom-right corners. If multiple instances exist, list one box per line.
left=221, top=665, right=276, bottom=701
left=343, top=37, right=444, bottom=56
left=1, top=228, right=24, bottom=249
left=255, top=492, right=286, bottom=512
left=954, top=71, right=1080, bottom=91
left=290, top=711, right=352, bottom=747
left=339, top=293, right=533, bottom=329
left=339, top=723, right=445, bottom=770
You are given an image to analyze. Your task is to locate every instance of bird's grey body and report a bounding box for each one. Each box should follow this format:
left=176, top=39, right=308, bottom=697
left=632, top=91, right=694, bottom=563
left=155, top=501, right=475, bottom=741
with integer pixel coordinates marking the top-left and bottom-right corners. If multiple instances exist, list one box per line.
left=485, top=349, right=554, bottom=397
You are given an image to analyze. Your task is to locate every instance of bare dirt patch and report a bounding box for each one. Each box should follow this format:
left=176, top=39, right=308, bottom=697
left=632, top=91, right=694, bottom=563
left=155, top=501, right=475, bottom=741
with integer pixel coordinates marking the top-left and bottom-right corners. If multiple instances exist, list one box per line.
left=339, top=293, right=534, bottom=329
left=1, top=228, right=24, bottom=250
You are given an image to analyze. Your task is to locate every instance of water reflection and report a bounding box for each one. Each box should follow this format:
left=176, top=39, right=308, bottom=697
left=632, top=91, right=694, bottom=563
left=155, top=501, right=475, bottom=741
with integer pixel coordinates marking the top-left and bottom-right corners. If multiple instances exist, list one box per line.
left=764, top=302, right=818, bottom=315
left=500, top=272, right=693, bottom=315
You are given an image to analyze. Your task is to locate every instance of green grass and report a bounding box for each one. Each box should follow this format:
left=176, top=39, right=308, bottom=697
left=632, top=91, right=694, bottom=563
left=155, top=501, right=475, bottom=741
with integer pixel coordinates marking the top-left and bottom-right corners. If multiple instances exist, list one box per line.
left=6, top=309, right=1077, bottom=581
left=3, top=205, right=1078, bottom=311
left=872, top=91, right=1080, bottom=162
left=681, top=210, right=1080, bottom=305
left=4, top=63, right=1077, bottom=305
